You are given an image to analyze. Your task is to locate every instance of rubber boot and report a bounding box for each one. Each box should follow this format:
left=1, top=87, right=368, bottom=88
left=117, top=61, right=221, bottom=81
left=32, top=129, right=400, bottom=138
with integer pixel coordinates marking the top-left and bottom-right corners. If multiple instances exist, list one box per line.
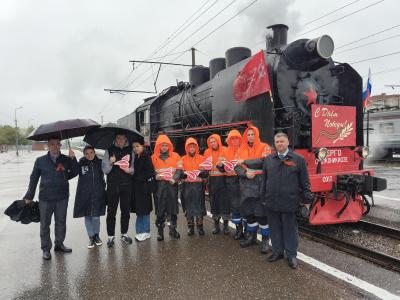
left=187, top=225, right=195, bottom=236
left=157, top=224, right=164, bottom=241
left=240, top=231, right=257, bottom=248
left=260, top=235, right=270, bottom=254
left=197, top=224, right=205, bottom=236
left=233, top=224, right=244, bottom=240
left=223, top=220, right=230, bottom=235
left=169, top=225, right=181, bottom=239
left=212, top=218, right=220, bottom=234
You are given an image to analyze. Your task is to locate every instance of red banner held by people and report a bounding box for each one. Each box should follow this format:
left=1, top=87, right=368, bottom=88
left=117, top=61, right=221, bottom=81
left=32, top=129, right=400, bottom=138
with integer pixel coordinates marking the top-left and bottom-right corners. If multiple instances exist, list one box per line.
left=312, top=104, right=356, bottom=147
left=233, top=51, right=271, bottom=102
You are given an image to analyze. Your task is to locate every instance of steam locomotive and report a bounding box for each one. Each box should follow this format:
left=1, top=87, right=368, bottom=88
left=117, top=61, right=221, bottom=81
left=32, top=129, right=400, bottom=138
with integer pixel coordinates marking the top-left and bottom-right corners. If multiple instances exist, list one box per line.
left=118, top=24, right=387, bottom=225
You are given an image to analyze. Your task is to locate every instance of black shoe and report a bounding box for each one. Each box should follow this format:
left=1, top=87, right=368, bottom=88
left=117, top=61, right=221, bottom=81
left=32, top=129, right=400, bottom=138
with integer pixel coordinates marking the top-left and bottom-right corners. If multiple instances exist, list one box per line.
left=170, top=227, right=181, bottom=239
left=260, top=236, right=270, bottom=254
left=223, top=220, right=230, bottom=235
left=42, top=250, right=51, bottom=260
left=212, top=219, right=220, bottom=234
left=233, top=224, right=244, bottom=240
left=187, top=225, right=195, bottom=236
left=107, top=236, right=115, bottom=248
left=268, top=253, right=284, bottom=262
left=120, top=234, right=133, bottom=244
left=157, top=224, right=164, bottom=241
left=54, top=244, right=72, bottom=253
left=288, top=257, right=298, bottom=269
left=240, top=231, right=257, bottom=248
left=197, top=225, right=205, bottom=236
left=88, top=237, right=95, bottom=249
left=94, top=234, right=103, bottom=246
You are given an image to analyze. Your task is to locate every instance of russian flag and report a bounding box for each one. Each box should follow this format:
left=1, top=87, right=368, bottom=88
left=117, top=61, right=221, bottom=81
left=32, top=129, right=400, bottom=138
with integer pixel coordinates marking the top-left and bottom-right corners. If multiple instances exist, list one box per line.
left=362, top=68, right=372, bottom=108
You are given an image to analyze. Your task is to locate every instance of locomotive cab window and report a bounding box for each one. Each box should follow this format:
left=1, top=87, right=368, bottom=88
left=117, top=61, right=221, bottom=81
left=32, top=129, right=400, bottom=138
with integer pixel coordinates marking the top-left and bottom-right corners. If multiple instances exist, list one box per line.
left=379, top=122, right=394, bottom=134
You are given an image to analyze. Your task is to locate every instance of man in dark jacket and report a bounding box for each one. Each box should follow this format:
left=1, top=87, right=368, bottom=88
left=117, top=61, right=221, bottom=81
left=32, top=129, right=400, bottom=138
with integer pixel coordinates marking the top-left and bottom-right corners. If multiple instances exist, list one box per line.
left=260, top=132, right=312, bottom=269
left=23, top=137, right=78, bottom=260
left=102, top=132, right=134, bottom=248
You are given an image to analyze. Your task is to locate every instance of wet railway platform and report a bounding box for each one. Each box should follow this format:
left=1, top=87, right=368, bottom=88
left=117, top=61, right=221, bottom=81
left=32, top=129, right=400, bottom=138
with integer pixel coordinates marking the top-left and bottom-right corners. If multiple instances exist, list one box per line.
left=1, top=151, right=400, bottom=299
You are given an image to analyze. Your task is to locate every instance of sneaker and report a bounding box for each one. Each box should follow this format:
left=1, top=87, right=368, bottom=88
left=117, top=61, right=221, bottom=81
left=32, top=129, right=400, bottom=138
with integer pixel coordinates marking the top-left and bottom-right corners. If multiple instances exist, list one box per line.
left=94, top=234, right=103, bottom=246
left=107, top=236, right=115, bottom=248
left=88, top=237, right=95, bottom=249
left=141, top=232, right=151, bottom=241
left=135, top=233, right=145, bottom=242
left=121, top=234, right=133, bottom=244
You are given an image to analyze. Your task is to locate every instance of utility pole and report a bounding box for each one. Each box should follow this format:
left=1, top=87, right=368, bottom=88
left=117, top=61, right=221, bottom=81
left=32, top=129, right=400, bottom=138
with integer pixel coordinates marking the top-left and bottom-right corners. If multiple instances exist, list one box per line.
left=101, top=115, right=104, bottom=125
left=191, top=47, right=196, bottom=67
left=14, top=106, right=23, bottom=156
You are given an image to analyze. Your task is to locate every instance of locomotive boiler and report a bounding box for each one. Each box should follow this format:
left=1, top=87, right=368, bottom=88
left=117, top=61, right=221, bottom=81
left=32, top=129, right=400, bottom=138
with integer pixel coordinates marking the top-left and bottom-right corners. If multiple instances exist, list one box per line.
left=118, top=24, right=387, bottom=225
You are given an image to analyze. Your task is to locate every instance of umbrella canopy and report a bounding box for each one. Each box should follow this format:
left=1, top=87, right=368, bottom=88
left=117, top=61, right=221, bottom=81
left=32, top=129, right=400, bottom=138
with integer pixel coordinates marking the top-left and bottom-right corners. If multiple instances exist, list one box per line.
left=4, top=200, right=40, bottom=224
left=84, top=124, right=144, bottom=150
left=27, top=118, right=100, bottom=141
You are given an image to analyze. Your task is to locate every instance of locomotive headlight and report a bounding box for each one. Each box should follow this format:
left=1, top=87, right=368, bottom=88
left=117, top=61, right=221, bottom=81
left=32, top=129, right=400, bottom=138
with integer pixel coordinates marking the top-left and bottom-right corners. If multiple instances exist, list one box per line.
left=315, top=147, right=328, bottom=161
left=357, top=146, right=370, bottom=159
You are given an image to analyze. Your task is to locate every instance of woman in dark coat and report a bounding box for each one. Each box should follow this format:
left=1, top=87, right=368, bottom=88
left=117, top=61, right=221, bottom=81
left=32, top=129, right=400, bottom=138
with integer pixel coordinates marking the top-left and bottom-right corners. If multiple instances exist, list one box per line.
left=74, top=145, right=106, bottom=249
left=131, top=140, right=155, bottom=242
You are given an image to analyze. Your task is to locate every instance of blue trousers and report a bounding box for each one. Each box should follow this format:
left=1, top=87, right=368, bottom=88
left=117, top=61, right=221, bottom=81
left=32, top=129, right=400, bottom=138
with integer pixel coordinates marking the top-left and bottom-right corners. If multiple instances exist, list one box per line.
left=136, top=214, right=150, bottom=234
left=267, top=210, right=298, bottom=258
left=85, top=216, right=100, bottom=238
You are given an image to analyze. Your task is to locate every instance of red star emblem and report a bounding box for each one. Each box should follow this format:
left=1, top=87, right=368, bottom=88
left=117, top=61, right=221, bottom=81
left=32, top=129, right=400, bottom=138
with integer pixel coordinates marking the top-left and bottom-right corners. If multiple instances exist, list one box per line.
left=304, top=89, right=318, bottom=106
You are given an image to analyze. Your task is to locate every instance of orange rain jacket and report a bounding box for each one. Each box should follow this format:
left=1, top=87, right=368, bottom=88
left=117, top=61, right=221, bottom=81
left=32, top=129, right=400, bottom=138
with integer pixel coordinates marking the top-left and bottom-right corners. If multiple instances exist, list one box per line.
left=151, top=134, right=182, bottom=181
left=181, top=137, right=206, bottom=183
left=204, top=134, right=227, bottom=177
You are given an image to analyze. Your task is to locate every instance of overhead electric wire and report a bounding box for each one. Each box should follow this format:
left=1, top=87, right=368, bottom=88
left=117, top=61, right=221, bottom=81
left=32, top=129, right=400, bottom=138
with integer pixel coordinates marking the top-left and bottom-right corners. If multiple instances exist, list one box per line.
left=362, top=66, right=400, bottom=77
left=335, top=33, right=400, bottom=54
left=303, top=0, right=362, bottom=26
left=336, top=24, right=400, bottom=49
left=351, top=50, right=400, bottom=64
left=127, top=0, right=248, bottom=90
left=296, top=0, right=385, bottom=37
left=114, top=0, right=218, bottom=92
left=133, top=0, right=259, bottom=89
left=123, top=0, right=220, bottom=88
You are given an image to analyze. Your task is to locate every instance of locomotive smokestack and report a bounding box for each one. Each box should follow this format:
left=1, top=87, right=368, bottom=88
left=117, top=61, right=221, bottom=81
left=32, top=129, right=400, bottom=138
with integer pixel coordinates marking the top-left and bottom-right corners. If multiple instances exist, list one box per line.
left=267, top=24, right=289, bottom=50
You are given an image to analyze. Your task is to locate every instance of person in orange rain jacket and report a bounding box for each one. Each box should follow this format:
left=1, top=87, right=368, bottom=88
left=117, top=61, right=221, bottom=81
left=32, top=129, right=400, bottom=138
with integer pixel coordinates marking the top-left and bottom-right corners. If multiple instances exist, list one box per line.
left=151, top=134, right=182, bottom=241
left=222, top=130, right=243, bottom=239
left=235, top=125, right=273, bottom=253
left=180, top=137, right=208, bottom=236
left=204, top=134, right=230, bottom=235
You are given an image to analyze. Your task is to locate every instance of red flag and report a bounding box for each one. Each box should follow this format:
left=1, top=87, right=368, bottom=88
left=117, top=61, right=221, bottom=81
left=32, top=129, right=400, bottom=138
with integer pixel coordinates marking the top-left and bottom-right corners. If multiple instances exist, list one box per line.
left=199, top=156, right=212, bottom=171
left=233, top=50, right=271, bottom=102
left=184, top=170, right=201, bottom=182
left=114, top=154, right=130, bottom=170
left=221, top=160, right=238, bottom=172
left=158, top=167, right=174, bottom=181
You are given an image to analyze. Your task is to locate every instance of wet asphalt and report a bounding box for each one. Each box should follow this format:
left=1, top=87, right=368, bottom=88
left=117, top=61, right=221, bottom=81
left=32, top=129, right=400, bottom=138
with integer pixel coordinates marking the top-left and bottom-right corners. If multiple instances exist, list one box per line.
left=0, top=151, right=394, bottom=299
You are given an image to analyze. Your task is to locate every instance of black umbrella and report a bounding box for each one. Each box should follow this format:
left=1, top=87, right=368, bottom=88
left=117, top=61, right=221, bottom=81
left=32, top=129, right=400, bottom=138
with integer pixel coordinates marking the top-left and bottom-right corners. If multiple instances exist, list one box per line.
left=4, top=200, right=40, bottom=224
left=27, top=118, right=100, bottom=142
left=84, top=124, right=144, bottom=150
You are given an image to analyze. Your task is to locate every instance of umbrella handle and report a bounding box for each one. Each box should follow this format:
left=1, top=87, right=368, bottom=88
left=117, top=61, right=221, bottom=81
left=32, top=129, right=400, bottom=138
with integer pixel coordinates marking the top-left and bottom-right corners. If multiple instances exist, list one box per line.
left=67, top=139, right=71, bottom=149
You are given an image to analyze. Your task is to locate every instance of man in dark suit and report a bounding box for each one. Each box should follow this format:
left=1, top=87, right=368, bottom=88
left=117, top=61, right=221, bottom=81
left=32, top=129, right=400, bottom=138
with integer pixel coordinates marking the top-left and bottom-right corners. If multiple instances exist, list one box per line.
left=24, top=138, right=78, bottom=260
left=260, top=132, right=312, bottom=269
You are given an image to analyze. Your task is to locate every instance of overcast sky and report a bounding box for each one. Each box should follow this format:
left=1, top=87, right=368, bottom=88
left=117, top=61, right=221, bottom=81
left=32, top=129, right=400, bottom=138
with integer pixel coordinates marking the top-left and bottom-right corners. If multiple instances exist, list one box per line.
left=0, top=0, right=397, bottom=128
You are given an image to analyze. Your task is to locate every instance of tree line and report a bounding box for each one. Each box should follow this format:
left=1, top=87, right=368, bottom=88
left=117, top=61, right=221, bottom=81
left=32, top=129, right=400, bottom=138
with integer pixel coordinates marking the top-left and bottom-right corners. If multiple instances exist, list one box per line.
left=0, top=125, right=34, bottom=145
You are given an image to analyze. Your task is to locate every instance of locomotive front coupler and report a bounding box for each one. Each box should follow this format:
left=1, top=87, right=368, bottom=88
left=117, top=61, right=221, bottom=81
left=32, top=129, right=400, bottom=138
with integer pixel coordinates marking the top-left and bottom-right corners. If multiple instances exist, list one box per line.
left=335, top=173, right=387, bottom=198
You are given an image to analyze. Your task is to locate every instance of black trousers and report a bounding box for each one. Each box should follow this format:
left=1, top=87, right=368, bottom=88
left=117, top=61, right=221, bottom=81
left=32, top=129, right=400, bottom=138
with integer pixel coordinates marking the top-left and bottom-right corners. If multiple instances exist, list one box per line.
left=156, top=214, right=178, bottom=228
left=39, top=198, right=68, bottom=251
left=267, top=210, right=298, bottom=258
left=106, top=183, right=131, bottom=236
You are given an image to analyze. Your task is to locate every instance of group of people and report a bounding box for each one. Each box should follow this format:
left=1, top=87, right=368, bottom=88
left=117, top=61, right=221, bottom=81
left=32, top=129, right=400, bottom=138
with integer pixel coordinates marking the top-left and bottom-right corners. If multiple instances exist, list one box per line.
left=23, top=126, right=312, bottom=269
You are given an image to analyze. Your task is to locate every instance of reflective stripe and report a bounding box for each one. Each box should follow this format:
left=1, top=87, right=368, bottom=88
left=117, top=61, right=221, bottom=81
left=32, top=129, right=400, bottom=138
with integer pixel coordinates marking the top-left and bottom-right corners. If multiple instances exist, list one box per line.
left=155, top=167, right=176, bottom=173
left=247, top=168, right=263, bottom=175
left=210, top=170, right=224, bottom=176
left=259, top=224, right=269, bottom=229
left=183, top=179, right=204, bottom=183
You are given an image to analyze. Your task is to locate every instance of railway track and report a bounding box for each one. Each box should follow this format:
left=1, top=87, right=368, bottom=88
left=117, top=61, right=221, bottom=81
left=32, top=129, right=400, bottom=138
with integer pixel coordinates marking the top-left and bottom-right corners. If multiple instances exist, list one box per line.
left=299, top=221, right=400, bottom=272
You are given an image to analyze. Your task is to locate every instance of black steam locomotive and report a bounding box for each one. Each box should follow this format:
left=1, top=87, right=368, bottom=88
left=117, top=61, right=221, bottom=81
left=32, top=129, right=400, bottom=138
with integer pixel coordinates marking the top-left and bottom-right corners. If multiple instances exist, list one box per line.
left=118, top=24, right=386, bottom=225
